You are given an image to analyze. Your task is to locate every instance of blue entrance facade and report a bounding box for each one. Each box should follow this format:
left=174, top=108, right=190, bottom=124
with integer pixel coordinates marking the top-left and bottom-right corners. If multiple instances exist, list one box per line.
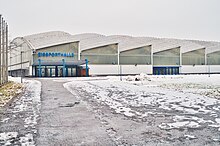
left=153, top=67, right=179, bottom=75
left=33, top=59, right=89, bottom=77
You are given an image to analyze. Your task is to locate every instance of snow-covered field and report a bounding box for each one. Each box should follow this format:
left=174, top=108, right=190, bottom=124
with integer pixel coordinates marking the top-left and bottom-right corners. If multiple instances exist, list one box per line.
left=63, top=74, right=220, bottom=142
left=2, top=74, right=220, bottom=145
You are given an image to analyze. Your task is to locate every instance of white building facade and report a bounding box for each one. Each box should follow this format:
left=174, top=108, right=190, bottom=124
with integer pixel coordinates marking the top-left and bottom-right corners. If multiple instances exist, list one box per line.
left=9, top=31, right=220, bottom=77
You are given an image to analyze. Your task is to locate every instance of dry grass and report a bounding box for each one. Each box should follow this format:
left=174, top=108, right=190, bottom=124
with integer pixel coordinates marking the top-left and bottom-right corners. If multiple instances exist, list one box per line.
left=0, top=81, right=23, bottom=107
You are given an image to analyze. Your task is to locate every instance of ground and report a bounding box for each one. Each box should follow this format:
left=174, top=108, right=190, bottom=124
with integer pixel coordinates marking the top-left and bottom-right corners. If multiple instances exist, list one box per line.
left=1, top=74, right=220, bottom=145
left=0, top=81, right=23, bottom=107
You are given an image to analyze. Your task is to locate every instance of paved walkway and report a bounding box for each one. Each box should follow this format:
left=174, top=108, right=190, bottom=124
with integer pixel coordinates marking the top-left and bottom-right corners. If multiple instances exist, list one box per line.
left=36, top=79, right=115, bottom=146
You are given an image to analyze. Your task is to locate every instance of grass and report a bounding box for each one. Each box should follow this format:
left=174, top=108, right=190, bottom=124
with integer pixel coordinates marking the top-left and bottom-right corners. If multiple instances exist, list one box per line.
left=0, top=81, right=23, bottom=107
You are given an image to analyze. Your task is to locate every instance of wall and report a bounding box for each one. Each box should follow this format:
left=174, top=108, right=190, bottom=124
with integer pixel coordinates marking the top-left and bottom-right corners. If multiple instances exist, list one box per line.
left=121, top=65, right=152, bottom=74
left=34, top=42, right=79, bottom=64
left=81, top=44, right=118, bottom=64
left=88, top=65, right=152, bottom=75
left=182, top=48, right=205, bottom=65
left=9, top=38, right=32, bottom=71
left=153, top=47, right=180, bottom=65
left=181, top=65, right=220, bottom=74
left=120, top=46, right=151, bottom=65
left=208, top=65, right=220, bottom=73
left=207, top=51, right=220, bottom=65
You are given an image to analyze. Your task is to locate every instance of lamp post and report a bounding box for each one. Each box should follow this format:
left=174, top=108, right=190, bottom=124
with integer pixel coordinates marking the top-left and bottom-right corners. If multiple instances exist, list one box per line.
left=120, top=65, right=122, bottom=81
left=207, top=55, right=210, bottom=77
left=10, top=56, right=12, bottom=76
left=20, top=51, right=24, bottom=83
left=208, top=64, right=210, bottom=77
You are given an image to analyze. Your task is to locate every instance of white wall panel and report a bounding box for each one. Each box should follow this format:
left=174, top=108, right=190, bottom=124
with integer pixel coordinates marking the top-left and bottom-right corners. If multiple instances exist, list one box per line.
left=121, top=65, right=152, bottom=74
left=181, top=65, right=208, bottom=74
left=209, top=65, right=220, bottom=73
left=88, top=65, right=119, bottom=75
left=88, top=65, right=152, bottom=75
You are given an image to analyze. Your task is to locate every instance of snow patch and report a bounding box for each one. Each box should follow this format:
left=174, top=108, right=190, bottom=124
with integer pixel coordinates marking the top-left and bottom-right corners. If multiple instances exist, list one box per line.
left=158, top=121, right=200, bottom=130
left=63, top=74, right=220, bottom=131
left=0, top=132, right=18, bottom=145
left=184, top=135, right=197, bottom=140
left=1, top=118, right=10, bottom=123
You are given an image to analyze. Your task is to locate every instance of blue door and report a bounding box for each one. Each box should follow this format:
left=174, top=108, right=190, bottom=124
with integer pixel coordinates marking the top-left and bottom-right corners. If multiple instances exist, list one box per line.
left=153, top=67, right=179, bottom=75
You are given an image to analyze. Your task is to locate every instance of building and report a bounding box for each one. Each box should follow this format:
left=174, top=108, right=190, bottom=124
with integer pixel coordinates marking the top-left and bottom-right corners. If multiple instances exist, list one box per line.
left=9, top=31, right=220, bottom=77
left=9, top=31, right=87, bottom=77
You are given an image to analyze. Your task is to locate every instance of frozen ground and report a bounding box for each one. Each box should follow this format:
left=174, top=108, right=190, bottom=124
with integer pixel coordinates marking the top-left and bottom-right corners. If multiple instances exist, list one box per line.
left=0, top=79, right=41, bottom=145
left=1, top=74, right=220, bottom=145
left=63, top=74, right=220, bottom=145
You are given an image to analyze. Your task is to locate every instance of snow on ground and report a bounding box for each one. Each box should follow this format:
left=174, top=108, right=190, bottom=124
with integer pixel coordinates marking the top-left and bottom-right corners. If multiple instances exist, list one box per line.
left=0, top=78, right=41, bottom=146
left=8, top=76, right=22, bottom=83
left=64, top=74, right=220, bottom=133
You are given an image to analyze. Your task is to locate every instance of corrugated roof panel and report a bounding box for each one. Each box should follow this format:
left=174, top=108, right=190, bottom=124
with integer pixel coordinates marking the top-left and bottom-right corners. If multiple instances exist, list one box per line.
left=189, top=40, right=220, bottom=54
left=23, top=31, right=78, bottom=49
left=135, top=37, right=180, bottom=53
left=164, top=39, right=205, bottom=53
left=107, top=35, right=151, bottom=52
left=71, top=33, right=105, bottom=40
left=70, top=33, right=118, bottom=51
left=14, top=31, right=220, bottom=55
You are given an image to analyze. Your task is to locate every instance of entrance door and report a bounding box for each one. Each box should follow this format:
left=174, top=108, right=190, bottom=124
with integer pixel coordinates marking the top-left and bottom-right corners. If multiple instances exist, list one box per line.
left=153, top=67, right=179, bottom=75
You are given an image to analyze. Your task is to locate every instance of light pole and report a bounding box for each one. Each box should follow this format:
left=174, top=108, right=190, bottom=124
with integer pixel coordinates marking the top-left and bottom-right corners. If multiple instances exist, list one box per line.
left=20, top=51, right=24, bottom=83
left=10, top=56, right=12, bottom=76
left=120, top=65, right=122, bottom=81
left=207, top=55, right=211, bottom=77
left=208, top=65, right=211, bottom=77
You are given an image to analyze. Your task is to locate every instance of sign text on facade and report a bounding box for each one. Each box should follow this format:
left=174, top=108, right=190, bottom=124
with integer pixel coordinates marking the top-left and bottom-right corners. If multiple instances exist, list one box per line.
left=38, top=52, right=74, bottom=57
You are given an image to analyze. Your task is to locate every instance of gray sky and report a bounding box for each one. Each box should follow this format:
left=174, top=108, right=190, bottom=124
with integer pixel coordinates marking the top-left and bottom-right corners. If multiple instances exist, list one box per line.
left=0, top=0, right=220, bottom=41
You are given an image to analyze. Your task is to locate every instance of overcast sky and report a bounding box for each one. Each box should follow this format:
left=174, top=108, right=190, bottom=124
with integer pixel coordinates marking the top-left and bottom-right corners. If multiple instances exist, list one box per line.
left=0, top=0, right=220, bottom=41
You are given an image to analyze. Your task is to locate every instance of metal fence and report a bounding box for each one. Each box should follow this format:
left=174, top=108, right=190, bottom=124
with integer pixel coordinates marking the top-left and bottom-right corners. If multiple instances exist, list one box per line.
left=0, top=15, right=9, bottom=85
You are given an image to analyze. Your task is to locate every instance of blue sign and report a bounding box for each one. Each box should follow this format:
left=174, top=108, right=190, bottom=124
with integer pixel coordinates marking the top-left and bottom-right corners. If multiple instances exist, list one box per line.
left=38, top=52, right=74, bottom=57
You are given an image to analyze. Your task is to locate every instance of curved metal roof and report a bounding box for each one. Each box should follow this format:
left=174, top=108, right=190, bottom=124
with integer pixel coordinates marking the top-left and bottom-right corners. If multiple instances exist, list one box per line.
left=71, top=33, right=105, bottom=40
left=135, top=37, right=206, bottom=53
left=107, top=35, right=151, bottom=52
left=164, top=39, right=205, bottom=53
left=71, top=33, right=118, bottom=51
left=189, top=40, right=220, bottom=54
left=23, top=31, right=78, bottom=50
left=11, top=31, right=220, bottom=54
left=135, top=37, right=180, bottom=53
